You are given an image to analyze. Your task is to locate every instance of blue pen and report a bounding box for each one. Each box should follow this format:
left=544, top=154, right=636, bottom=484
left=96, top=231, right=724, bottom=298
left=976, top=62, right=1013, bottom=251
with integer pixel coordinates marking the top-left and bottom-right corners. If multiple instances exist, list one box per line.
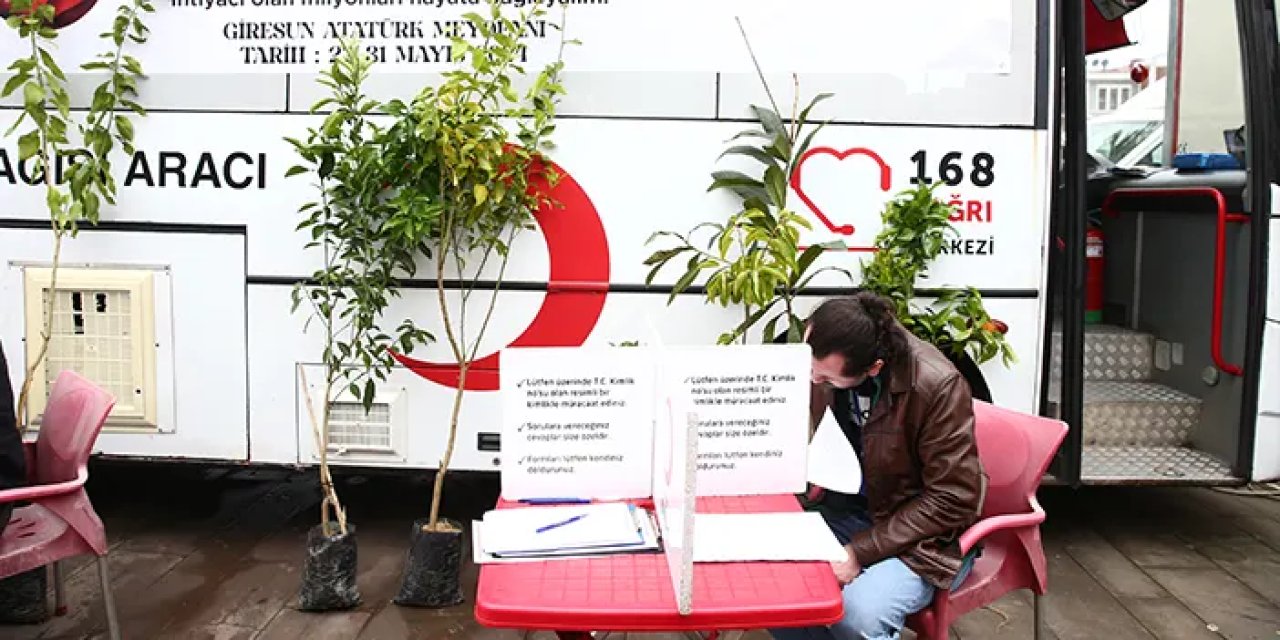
left=520, top=497, right=592, bottom=505
left=535, top=513, right=588, bottom=534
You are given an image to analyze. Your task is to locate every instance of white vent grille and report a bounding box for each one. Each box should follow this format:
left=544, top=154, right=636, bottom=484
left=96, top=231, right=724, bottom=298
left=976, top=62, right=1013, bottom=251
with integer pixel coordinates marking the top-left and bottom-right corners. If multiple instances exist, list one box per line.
left=41, top=288, right=138, bottom=407
left=298, top=366, right=407, bottom=462
left=327, top=401, right=394, bottom=453
left=23, top=267, right=158, bottom=430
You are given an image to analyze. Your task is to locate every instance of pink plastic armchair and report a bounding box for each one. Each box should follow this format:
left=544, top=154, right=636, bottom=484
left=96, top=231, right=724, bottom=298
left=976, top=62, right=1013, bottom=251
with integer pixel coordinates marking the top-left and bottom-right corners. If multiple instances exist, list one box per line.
left=0, top=370, right=118, bottom=639
left=905, top=399, right=1068, bottom=640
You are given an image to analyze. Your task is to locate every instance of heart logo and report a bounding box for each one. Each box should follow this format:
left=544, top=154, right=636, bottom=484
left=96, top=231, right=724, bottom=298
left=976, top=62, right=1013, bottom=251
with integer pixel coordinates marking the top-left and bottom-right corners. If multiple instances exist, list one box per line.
left=0, top=0, right=97, bottom=29
left=790, top=147, right=892, bottom=252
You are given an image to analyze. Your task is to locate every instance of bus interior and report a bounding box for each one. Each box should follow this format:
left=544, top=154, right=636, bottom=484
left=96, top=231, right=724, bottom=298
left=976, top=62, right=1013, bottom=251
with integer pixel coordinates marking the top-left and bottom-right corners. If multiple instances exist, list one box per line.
left=1043, top=0, right=1278, bottom=485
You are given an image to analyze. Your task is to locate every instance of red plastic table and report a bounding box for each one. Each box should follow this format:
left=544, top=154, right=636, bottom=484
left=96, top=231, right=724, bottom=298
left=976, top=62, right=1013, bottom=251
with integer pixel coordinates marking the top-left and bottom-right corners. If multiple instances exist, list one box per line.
left=474, top=494, right=845, bottom=638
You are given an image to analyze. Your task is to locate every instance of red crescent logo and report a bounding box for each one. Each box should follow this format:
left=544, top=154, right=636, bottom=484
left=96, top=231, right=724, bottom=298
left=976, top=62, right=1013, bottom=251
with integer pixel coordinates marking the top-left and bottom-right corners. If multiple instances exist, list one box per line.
left=791, top=146, right=892, bottom=252
left=390, top=154, right=610, bottom=392
left=0, top=0, right=97, bottom=28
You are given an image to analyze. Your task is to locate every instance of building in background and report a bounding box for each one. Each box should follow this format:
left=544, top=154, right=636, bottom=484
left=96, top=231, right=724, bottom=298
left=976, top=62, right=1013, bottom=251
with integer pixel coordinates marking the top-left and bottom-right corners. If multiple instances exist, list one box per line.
left=1087, top=55, right=1167, bottom=117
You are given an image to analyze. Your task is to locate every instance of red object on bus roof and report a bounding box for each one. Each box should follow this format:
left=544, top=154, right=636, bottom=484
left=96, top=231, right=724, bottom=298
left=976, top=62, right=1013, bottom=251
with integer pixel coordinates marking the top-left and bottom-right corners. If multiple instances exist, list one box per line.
left=1085, top=0, right=1134, bottom=54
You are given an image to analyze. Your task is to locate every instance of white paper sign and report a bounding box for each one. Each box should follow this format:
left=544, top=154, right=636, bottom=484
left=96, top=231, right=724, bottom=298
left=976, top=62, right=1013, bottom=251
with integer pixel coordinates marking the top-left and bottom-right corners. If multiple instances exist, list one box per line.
left=0, top=0, right=1013, bottom=75
left=499, top=346, right=655, bottom=501
left=662, top=344, right=812, bottom=497
left=499, top=343, right=810, bottom=501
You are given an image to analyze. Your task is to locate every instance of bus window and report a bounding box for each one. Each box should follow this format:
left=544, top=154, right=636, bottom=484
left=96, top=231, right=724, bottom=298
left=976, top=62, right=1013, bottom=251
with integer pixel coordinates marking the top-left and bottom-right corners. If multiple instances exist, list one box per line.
left=1170, top=1, right=1247, bottom=158
left=1089, top=118, right=1162, bottom=166
left=1135, top=141, right=1163, bottom=167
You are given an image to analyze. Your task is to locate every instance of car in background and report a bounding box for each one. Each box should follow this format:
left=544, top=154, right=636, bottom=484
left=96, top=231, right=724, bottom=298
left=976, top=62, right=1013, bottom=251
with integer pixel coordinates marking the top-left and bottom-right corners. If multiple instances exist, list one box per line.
left=1087, top=77, right=1166, bottom=168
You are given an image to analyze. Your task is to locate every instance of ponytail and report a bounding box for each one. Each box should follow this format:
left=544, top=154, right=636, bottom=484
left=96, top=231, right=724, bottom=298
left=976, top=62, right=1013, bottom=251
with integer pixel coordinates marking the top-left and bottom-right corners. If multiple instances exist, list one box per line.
left=806, top=291, right=906, bottom=377
left=853, top=290, right=907, bottom=368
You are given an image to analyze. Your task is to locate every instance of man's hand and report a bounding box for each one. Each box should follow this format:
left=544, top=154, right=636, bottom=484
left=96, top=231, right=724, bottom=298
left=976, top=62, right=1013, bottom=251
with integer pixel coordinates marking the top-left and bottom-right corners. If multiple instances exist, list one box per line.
left=830, top=546, right=861, bottom=586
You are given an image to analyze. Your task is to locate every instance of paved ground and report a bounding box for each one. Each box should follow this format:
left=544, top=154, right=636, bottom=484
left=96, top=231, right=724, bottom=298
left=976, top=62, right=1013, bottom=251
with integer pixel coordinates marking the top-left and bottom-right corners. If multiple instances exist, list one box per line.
left=3, top=462, right=1280, bottom=639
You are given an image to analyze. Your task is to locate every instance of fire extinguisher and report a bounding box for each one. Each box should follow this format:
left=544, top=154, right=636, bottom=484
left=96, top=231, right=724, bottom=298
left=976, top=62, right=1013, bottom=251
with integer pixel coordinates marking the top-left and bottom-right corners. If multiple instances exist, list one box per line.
left=1085, top=225, right=1105, bottom=324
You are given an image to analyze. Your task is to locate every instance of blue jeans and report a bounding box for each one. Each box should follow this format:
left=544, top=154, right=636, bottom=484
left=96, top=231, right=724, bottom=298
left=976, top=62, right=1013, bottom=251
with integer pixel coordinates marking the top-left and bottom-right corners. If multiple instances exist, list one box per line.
left=769, top=511, right=975, bottom=640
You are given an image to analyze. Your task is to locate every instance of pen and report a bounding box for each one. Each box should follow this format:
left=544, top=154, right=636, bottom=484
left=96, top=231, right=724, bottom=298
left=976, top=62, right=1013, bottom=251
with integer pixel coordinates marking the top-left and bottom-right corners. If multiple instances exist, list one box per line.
left=520, top=498, right=592, bottom=505
left=535, top=513, right=588, bottom=534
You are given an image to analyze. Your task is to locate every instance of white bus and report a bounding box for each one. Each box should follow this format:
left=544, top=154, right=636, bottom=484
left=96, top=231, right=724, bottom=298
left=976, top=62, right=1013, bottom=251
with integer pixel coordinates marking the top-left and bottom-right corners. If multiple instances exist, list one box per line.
left=1, top=0, right=1277, bottom=487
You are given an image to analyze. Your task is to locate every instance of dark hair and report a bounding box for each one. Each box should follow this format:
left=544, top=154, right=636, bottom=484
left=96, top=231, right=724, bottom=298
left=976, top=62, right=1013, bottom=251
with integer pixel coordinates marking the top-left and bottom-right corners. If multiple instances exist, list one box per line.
left=806, top=291, right=908, bottom=377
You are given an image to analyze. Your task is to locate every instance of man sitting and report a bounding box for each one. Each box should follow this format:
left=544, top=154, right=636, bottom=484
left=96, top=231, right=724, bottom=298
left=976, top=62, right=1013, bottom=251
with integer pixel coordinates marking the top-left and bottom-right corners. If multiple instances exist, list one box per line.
left=773, top=292, right=986, bottom=640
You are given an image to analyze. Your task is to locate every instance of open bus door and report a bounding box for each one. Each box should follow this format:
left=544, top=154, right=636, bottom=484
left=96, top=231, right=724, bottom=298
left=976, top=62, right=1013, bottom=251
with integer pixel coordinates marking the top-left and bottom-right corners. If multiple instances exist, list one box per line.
left=1045, top=0, right=1280, bottom=486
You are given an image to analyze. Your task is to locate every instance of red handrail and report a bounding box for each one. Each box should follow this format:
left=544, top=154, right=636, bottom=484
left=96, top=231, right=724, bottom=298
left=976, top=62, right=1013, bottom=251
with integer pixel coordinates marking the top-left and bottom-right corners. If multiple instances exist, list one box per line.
left=1101, top=187, right=1250, bottom=377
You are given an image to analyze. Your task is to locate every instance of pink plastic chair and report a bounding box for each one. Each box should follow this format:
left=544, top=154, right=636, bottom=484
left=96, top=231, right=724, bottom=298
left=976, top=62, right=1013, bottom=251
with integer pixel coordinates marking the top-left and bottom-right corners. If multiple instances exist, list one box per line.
left=905, top=399, right=1068, bottom=640
left=0, top=370, right=118, bottom=639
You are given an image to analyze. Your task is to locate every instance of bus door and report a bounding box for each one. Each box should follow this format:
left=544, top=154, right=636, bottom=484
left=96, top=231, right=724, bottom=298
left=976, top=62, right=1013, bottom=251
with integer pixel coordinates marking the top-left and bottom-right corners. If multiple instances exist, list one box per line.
left=1046, top=0, right=1280, bottom=486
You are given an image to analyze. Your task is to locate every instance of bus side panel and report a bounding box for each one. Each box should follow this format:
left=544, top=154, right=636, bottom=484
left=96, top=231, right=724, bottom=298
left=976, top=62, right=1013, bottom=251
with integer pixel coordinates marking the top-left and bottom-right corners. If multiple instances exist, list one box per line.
left=366, top=117, right=1048, bottom=293
left=1, top=109, right=1049, bottom=467
left=0, top=228, right=249, bottom=461
left=717, top=0, right=1042, bottom=128
left=0, top=72, right=288, bottom=113
left=289, top=71, right=720, bottom=121
left=1, top=0, right=1048, bottom=470
left=247, top=284, right=318, bottom=466
left=0, top=112, right=324, bottom=281
left=1252, top=202, right=1280, bottom=481
left=244, top=286, right=1045, bottom=471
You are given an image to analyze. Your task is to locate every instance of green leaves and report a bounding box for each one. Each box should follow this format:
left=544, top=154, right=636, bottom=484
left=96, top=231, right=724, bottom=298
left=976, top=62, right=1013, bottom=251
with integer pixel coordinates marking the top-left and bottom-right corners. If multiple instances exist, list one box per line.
left=16, top=130, right=40, bottom=160
left=764, top=165, right=787, bottom=210
left=284, top=0, right=571, bottom=426
left=21, top=80, right=43, bottom=109
left=287, top=37, right=420, bottom=413
left=1, top=72, right=27, bottom=98
left=3, top=0, right=156, bottom=436
left=1, top=0, right=153, bottom=236
left=718, top=144, right=777, bottom=168
left=645, top=83, right=851, bottom=345
left=345, top=0, right=574, bottom=527
left=857, top=182, right=1015, bottom=366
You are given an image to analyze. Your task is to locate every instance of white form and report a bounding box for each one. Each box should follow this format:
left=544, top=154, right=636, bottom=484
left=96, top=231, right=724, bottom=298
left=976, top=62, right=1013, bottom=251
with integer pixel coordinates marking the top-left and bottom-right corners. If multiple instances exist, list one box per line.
left=807, top=406, right=863, bottom=495
left=691, top=512, right=849, bottom=563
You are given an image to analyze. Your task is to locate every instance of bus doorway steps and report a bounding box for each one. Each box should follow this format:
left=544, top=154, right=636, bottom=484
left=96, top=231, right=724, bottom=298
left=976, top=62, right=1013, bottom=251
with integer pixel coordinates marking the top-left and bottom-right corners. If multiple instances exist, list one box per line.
left=1049, top=323, right=1240, bottom=485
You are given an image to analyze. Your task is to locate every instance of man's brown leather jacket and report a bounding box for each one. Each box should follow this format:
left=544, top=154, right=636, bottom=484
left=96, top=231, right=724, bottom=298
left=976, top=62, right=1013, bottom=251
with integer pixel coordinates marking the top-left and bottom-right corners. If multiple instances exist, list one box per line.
left=808, top=330, right=987, bottom=589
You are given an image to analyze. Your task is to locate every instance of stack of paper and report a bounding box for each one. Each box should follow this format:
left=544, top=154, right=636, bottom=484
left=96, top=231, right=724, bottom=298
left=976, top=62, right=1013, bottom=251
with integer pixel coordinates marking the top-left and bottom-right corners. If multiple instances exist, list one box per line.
left=690, top=512, right=849, bottom=563
left=477, top=502, right=660, bottom=561
left=808, top=407, right=863, bottom=494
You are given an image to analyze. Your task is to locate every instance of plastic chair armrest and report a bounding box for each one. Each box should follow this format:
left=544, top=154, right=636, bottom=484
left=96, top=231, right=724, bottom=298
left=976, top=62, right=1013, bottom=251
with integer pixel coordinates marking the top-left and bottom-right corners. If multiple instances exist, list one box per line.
left=959, top=502, right=1046, bottom=554
left=0, top=466, right=88, bottom=505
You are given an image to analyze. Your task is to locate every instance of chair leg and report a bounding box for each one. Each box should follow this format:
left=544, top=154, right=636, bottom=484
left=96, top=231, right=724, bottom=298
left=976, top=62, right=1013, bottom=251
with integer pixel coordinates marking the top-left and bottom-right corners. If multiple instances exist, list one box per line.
left=53, top=561, right=67, bottom=615
left=1033, top=591, right=1044, bottom=640
left=97, top=555, right=121, bottom=640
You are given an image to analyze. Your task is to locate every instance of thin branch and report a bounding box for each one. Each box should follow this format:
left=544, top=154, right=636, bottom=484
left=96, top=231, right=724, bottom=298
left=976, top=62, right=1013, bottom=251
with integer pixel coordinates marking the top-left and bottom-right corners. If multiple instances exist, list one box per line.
left=734, top=16, right=782, bottom=118
left=789, top=73, right=801, bottom=142
left=453, top=218, right=469, bottom=348
left=299, top=365, right=346, bottom=535
left=15, top=24, right=64, bottom=434
left=427, top=1, right=569, bottom=532
left=466, top=224, right=519, bottom=363
left=435, top=202, right=465, bottom=364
